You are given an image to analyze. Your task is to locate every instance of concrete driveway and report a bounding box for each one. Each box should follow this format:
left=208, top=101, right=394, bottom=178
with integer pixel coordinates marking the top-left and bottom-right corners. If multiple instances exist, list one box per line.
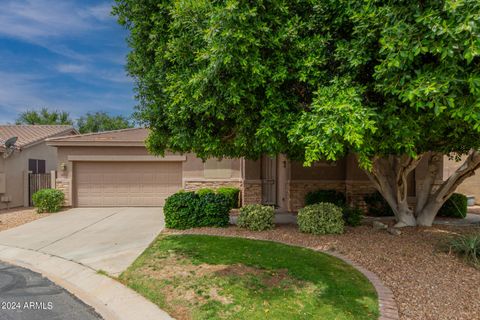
left=0, top=208, right=165, bottom=276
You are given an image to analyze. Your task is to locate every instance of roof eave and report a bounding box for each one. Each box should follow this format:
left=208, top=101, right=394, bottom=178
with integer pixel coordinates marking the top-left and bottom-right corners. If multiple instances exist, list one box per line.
left=46, top=141, right=146, bottom=147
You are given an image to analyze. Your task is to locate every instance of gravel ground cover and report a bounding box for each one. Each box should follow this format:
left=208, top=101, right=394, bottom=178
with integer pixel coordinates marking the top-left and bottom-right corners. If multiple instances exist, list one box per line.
left=0, top=208, right=51, bottom=231
left=166, top=222, right=480, bottom=320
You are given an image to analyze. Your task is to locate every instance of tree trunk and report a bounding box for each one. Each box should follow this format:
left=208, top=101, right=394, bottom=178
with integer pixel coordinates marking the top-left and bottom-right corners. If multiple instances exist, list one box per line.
left=364, top=150, right=480, bottom=227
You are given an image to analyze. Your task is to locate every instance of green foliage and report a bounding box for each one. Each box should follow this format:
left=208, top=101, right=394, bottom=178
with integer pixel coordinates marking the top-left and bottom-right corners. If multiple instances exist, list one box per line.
left=237, top=204, right=275, bottom=231
left=364, top=192, right=395, bottom=217
left=443, top=233, right=480, bottom=268
left=438, top=193, right=468, bottom=218
left=342, top=206, right=363, bottom=227
left=32, top=189, right=64, bottom=213
left=16, top=108, right=73, bottom=125
left=305, top=189, right=346, bottom=207
left=197, top=193, right=231, bottom=227
left=77, top=112, right=133, bottom=134
left=216, top=187, right=240, bottom=209
left=114, top=0, right=480, bottom=168
left=196, top=188, right=215, bottom=196
left=164, top=192, right=199, bottom=229
left=164, top=191, right=230, bottom=229
left=297, top=203, right=344, bottom=235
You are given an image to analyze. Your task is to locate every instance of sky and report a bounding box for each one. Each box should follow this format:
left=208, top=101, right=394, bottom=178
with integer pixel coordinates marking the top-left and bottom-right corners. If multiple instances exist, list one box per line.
left=0, top=0, right=135, bottom=124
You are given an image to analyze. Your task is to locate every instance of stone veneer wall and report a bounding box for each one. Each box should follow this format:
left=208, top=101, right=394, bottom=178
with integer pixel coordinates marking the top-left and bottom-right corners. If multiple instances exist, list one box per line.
left=242, top=180, right=262, bottom=205
left=55, top=178, right=71, bottom=206
left=183, top=180, right=242, bottom=191
left=345, top=180, right=377, bottom=211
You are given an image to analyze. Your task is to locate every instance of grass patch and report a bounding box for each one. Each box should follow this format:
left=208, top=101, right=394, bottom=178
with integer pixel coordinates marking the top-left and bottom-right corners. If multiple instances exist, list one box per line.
left=119, top=235, right=378, bottom=320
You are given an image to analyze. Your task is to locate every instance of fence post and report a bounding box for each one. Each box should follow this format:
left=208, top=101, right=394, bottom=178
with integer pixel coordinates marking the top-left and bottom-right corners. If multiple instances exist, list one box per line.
left=51, top=170, right=56, bottom=189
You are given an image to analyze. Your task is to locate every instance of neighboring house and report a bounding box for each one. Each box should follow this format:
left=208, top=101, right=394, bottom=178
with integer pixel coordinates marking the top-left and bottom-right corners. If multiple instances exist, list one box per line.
left=444, top=156, right=479, bottom=204
left=47, top=128, right=439, bottom=211
left=0, top=125, right=77, bottom=209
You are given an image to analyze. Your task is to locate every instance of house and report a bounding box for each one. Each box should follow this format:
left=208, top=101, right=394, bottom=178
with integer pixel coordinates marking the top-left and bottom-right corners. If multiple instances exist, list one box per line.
left=444, top=156, right=479, bottom=204
left=47, top=128, right=438, bottom=211
left=0, top=125, right=77, bottom=209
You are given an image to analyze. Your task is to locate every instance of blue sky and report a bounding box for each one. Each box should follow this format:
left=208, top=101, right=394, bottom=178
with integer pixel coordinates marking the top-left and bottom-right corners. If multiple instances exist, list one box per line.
left=0, top=0, right=135, bottom=124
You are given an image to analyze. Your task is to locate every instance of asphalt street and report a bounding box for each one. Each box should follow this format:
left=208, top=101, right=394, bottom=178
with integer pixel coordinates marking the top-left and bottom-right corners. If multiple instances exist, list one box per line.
left=0, top=262, right=101, bottom=320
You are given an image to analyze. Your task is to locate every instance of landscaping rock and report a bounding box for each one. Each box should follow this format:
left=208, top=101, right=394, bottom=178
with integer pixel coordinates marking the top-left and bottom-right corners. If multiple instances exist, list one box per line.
left=372, top=221, right=388, bottom=230
left=387, top=227, right=402, bottom=236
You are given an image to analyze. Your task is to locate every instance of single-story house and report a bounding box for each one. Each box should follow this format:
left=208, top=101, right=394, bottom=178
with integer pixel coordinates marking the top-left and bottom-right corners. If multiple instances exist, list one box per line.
left=47, top=128, right=443, bottom=211
left=0, top=125, right=77, bottom=209
left=444, top=156, right=479, bottom=204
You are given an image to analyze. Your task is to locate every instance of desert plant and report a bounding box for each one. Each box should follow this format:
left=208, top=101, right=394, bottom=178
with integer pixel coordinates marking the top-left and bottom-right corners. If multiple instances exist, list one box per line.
left=196, top=188, right=215, bottom=196
left=32, top=188, right=64, bottom=213
left=197, top=193, right=231, bottom=227
left=437, top=193, right=468, bottom=219
left=217, top=187, right=240, bottom=208
left=297, top=203, right=344, bottom=235
left=237, top=204, right=275, bottom=231
left=305, top=189, right=346, bottom=207
left=363, top=191, right=395, bottom=217
left=164, top=192, right=199, bottom=229
left=443, top=233, right=480, bottom=268
left=342, top=206, right=363, bottom=227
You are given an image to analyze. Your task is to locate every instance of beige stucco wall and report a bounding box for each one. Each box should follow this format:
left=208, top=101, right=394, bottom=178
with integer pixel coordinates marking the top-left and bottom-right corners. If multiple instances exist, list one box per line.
left=290, top=159, right=347, bottom=181
left=0, top=142, right=58, bottom=209
left=444, top=155, right=479, bottom=203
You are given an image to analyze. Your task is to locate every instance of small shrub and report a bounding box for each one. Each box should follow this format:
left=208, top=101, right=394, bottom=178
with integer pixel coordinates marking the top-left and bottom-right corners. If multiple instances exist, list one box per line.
left=305, top=189, right=346, bottom=207
left=237, top=204, right=275, bottom=231
left=196, top=188, right=215, bottom=196
left=197, top=193, right=231, bottom=227
left=32, top=188, right=65, bottom=213
left=443, top=233, right=480, bottom=268
left=342, top=206, right=363, bottom=227
left=438, top=193, right=467, bottom=218
left=217, top=187, right=240, bottom=208
left=164, top=192, right=199, bottom=229
left=363, top=191, right=394, bottom=216
left=297, top=203, right=344, bottom=235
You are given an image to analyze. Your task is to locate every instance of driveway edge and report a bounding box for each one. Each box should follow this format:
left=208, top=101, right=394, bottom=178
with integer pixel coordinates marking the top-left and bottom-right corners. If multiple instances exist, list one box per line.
left=0, top=245, right=174, bottom=320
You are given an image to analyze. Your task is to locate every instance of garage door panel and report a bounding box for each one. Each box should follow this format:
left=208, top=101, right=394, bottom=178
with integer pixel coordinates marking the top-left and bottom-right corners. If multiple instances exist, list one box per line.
left=74, top=162, right=182, bottom=207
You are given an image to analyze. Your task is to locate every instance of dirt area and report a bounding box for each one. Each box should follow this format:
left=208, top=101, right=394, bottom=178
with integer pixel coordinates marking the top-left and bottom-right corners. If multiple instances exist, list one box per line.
left=0, top=207, right=51, bottom=231
left=167, top=222, right=480, bottom=320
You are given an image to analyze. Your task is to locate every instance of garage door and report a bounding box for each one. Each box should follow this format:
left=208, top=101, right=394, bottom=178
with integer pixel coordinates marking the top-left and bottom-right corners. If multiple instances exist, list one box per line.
left=74, top=162, right=182, bottom=207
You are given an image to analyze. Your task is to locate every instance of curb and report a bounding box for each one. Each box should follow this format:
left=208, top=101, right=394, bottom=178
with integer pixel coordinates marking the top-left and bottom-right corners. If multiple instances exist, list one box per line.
left=0, top=244, right=174, bottom=320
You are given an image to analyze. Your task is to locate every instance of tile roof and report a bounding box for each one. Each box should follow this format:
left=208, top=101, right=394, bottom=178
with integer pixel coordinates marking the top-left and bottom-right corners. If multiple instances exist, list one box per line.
left=47, top=127, right=148, bottom=143
left=0, top=125, right=76, bottom=150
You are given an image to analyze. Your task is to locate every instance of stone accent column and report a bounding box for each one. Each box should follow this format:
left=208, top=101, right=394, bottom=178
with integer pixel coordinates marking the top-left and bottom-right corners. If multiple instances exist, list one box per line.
left=242, top=180, right=262, bottom=205
left=55, top=178, right=72, bottom=206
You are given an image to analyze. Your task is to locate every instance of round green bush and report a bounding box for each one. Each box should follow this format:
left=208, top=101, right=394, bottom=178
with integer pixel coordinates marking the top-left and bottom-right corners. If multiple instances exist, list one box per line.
left=342, top=206, right=363, bottom=227
left=217, top=187, right=240, bottom=208
left=32, top=188, right=64, bottom=213
left=197, top=193, right=231, bottom=227
left=196, top=188, right=215, bottom=196
left=297, top=203, right=344, bottom=235
left=363, top=191, right=394, bottom=217
left=164, top=192, right=200, bottom=229
left=438, top=193, right=468, bottom=219
left=237, top=204, right=275, bottom=231
left=305, top=189, right=346, bottom=207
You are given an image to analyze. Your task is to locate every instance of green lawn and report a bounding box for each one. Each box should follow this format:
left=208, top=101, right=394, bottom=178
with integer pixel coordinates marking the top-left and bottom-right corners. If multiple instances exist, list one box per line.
left=119, top=235, right=378, bottom=320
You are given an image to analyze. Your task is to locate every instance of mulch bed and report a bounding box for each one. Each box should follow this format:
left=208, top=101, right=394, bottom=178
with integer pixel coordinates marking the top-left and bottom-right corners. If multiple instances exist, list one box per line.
left=166, top=222, right=480, bottom=320
left=0, top=208, right=51, bottom=231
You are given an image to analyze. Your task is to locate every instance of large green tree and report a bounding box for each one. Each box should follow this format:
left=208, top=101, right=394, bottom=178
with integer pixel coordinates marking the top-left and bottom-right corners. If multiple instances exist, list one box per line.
left=76, top=112, right=133, bottom=134
left=16, top=108, right=73, bottom=125
left=114, top=0, right=480, bottom=226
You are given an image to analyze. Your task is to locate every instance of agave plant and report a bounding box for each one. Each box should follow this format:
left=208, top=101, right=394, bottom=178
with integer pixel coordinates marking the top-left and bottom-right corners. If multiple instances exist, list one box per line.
left=444, top=234, right=480, bottom=268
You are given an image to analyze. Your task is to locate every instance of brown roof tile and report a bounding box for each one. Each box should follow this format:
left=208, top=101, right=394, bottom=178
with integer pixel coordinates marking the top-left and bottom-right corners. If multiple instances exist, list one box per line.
left=47, top=127, right=148, bottom=143
left=0, top=125, right=76, bottom=150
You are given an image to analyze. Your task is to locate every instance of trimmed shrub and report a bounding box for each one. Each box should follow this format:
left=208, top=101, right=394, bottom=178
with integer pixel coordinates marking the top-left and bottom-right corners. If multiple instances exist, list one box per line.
left=363, top=191, right=394, bottom=217
left=305, top=189, right=346, bottom=207
left=342, top=206, right=363, bottom=227
left=197, top=193, right=231, bottom=227
left=32, top=188, right=64, bottom=213
left=196, top=188, right=215, bottom=196
left=438, top=193, right=468, bottom=218
left=164, top=192, right=199, bottom=229
left=237, top=204, right=275, bottom=231
left=297, top=203, right=344, bottom=235
left=217, top=187, right=240, bottom=208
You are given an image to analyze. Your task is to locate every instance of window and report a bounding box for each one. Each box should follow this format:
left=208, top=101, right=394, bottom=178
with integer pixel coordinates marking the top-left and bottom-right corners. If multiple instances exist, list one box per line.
left=29, top=159, right=46, bottom=174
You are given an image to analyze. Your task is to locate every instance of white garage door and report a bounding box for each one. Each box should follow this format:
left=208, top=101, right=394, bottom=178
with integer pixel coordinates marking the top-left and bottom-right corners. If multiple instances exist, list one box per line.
left=74, top=162, right=182, bottom=207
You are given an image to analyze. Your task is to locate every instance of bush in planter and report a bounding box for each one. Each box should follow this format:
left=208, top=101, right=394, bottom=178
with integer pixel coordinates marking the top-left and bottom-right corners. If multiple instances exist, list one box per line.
left=32, top=188, right=64, bottom=213
left=217, top=187, right=240, bottom=208
left=438, top=193, right=468, bottom=218
left=342, top=206, right=363, bottom=227
left=197, top=193, right=231, bottom=227
left=164, top=192, right=199, bottom=229
left=237, top=204, right=275, bottom=231
left=305, top=189, right=346, bottom=207
left=363, top=191, right=394, bottom=217
left=297, top=203, right=344, bottom=235
left=196, top=188, right=215, bottom=196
